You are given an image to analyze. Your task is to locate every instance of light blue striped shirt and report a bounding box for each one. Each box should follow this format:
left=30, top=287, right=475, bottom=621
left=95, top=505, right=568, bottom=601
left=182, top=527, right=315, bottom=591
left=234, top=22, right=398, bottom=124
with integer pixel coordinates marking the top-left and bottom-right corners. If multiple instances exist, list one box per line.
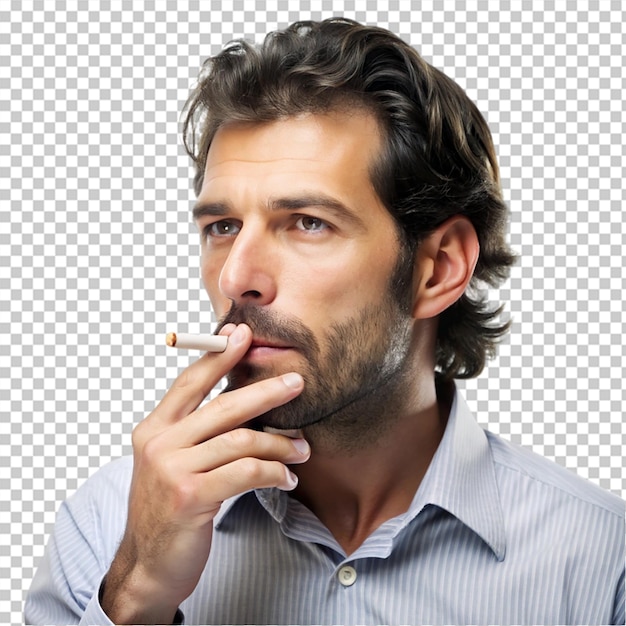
left=25, top=387, right=625, bottom=625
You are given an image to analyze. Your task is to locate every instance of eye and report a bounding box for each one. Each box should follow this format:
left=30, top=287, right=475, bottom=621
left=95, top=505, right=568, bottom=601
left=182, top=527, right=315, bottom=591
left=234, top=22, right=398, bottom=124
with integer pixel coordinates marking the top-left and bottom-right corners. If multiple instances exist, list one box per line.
left=295, top=216, right=329, bottom=233
left=204, top=220, right=241, bottom=238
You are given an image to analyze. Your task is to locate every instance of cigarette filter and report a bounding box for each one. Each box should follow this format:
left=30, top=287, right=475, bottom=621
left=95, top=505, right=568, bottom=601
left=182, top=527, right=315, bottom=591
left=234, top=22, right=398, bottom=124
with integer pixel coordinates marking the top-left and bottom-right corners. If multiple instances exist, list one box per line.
left=165, top=332, right=228, bottom=352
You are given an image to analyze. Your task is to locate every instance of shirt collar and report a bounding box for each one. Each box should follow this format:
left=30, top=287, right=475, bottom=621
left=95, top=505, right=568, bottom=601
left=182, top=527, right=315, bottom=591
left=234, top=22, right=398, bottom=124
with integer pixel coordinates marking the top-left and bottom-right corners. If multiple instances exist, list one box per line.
left=407, top=384, right=506, bottom=560
left=215, top=384, right=506, bottom=561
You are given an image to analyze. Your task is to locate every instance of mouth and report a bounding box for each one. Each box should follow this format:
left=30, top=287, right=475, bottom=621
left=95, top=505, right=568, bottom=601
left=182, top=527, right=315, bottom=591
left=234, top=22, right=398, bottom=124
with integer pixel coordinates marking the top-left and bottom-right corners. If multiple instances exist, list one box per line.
left=244, top=337, right=294, bottom=361
left=250, top=337, right=291, bottom=349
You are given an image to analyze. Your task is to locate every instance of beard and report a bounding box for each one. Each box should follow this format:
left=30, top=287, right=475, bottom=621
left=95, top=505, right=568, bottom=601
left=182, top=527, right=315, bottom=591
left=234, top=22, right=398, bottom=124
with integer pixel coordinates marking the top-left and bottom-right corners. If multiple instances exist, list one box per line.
left=217, top=250, right=416, bottom=451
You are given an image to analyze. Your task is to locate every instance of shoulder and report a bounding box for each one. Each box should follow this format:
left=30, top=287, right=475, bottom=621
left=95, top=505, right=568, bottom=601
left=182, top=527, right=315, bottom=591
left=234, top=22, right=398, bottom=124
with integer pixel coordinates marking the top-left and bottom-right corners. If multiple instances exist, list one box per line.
left=485, top=431, right=624, bottom=619
left=486, top=430, right=624, bottom=520
left=91, top=455, right=134, bottom=490
left=66, top=455, right=133, bottom=509
left=61, top=456, right=134, bottom=553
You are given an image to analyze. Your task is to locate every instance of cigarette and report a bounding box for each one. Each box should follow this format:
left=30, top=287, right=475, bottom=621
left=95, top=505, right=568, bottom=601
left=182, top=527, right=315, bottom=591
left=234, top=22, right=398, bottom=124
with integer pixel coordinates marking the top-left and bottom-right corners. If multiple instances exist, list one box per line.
left=165, top=332, right=228, bottom=352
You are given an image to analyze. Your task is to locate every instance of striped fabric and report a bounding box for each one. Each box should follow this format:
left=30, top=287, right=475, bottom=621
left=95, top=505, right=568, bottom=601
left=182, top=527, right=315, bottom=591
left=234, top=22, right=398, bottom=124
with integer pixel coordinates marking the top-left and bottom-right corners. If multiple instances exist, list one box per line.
left=25, top=388, right=625, bottom=625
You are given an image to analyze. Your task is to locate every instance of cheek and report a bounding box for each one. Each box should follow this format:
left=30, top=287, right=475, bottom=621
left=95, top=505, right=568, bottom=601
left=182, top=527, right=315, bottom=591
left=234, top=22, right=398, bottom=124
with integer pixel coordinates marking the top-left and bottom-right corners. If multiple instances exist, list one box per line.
left=283, top=255, right=392, bottom=317
left=201, top=255, right=230, bottom=315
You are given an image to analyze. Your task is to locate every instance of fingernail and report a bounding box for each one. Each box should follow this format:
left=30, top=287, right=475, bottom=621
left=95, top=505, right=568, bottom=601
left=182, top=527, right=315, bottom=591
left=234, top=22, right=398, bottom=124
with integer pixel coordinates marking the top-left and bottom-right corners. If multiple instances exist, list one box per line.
left=282, top=372, right=303, bottom=390
left=281, top=469, right=298, bottom=491
left=292, top=438, right=310, bottom=457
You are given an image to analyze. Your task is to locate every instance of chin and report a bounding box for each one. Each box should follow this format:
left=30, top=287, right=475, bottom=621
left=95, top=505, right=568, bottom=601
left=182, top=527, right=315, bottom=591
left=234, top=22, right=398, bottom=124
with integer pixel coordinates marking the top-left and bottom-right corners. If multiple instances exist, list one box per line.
left=226, top=362, right=293, bottom=391
left=252, top=411, right=307, bottom=432
left=252, top=398, right=321, bottom=432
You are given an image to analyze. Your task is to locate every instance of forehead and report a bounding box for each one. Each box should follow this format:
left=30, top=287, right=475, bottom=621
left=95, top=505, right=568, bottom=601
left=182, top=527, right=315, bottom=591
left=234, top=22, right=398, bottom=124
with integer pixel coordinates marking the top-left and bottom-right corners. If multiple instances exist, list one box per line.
left=200, top=110, right=383, bottom=195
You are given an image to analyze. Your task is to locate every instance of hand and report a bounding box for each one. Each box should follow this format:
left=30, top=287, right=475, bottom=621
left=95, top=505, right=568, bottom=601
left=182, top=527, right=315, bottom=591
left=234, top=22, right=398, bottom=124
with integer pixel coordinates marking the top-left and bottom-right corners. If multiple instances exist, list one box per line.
left=100, top=323, right=310, bottom=624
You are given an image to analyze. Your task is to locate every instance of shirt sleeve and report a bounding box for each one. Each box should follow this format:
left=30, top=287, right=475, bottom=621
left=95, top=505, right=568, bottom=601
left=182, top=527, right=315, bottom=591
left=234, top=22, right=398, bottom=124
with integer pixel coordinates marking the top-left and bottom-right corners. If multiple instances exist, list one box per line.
left=24, top=457, right=133, bottom=625
left=24, top=499, right=111, bottom=624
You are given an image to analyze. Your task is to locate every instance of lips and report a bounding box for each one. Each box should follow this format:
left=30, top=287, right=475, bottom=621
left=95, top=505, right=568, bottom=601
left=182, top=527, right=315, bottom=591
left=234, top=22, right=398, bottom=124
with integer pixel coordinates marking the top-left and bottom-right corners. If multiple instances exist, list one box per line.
left=250, top=337, right=292, bottom=350
left=244, top=337, right=293, bottom=361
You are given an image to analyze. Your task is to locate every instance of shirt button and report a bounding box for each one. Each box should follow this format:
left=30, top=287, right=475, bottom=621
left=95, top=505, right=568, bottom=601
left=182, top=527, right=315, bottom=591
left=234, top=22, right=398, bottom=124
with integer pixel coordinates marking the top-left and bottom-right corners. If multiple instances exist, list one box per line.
left=338, top=565, right=357, bottom=587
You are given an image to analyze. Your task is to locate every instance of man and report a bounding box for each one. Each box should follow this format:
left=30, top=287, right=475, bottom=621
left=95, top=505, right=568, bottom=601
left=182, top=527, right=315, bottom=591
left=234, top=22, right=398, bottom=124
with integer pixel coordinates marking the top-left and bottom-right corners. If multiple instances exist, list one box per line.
left=25, top=18, right=624, bottom=625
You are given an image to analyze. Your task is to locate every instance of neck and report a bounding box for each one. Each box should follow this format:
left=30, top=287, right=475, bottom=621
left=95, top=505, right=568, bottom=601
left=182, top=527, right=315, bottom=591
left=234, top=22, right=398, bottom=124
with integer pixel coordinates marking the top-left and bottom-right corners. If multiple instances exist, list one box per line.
left=291, top=374, right=452, bottom=555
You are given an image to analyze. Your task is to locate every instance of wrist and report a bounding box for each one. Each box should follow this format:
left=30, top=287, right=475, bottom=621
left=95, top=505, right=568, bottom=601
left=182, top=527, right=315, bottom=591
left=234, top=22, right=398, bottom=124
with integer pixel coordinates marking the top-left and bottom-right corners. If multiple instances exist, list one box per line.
left=100, top=559, right=180, bottom=625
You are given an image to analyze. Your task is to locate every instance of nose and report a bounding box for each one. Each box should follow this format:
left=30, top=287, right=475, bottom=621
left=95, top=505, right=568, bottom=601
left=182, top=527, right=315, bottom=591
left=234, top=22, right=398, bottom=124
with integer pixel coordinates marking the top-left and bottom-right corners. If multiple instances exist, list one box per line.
left=217, top=226, right=277, bottom=306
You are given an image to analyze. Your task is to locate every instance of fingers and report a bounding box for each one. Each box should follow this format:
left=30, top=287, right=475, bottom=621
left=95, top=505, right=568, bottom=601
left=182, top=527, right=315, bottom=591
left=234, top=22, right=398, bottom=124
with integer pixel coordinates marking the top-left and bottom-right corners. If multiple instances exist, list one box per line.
left=178, top=429, right=311, bottom=474
left=159, top=429, right=311, bottom=498
left=115, top=323, right=310, bottom=620
left=193, top=457, right=300, bottom=500
left=156, top=323, right=253, bottom=425
left=166, top=372, right=305, bottom=448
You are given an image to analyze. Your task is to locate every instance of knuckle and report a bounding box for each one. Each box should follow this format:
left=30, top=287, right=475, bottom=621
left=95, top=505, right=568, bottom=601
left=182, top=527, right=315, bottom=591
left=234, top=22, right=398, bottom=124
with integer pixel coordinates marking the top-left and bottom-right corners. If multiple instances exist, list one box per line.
left=170, top=477, right=199, bottom=511
left=210, top=392, right=233, bottom=417
left=140, top=435, right=164, bottom=466
left=173, top=366, right=197, bottom=390
left=131, top=429, right=142, bottom=452
left=237, top=457, right=265, bottom=483
left=131, top=420, right=149, bottom=450
left=131, top=411, right=164, bottom=452
left=225, top=428, right=257, bottom=450
left=158, top=452, right=179, bottom=477
left=171, top=357, right=213, bottom=395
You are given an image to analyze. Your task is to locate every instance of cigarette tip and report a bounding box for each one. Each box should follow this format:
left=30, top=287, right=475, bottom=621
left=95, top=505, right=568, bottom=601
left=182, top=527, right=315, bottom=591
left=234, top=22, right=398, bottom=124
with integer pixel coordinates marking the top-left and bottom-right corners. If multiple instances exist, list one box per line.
left=165, top=332, right=177, bottom=347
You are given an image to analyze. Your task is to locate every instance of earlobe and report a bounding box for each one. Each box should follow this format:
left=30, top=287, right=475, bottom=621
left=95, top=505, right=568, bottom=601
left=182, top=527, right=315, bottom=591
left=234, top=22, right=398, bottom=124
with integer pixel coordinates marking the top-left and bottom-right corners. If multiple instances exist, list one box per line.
left=412, top=216, right=479, bottom=320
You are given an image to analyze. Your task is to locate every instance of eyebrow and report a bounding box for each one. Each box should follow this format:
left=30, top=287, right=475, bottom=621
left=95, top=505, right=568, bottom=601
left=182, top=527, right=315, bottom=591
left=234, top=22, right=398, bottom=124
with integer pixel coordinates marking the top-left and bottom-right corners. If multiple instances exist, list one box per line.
left=192, top=201, right=230, bottom=221
left=193, top=194, right=367, bottom=231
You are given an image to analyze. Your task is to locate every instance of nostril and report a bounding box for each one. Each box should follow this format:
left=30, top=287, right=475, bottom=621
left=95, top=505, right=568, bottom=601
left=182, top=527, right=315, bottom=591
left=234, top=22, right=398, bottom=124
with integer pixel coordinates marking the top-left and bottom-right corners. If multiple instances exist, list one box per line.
left=242, top=290, right=262, bottom=298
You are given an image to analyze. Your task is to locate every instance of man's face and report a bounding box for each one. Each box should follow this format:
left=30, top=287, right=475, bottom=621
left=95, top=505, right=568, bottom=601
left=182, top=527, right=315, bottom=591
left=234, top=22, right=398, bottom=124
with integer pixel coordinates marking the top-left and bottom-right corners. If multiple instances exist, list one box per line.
left=195, top=111, right=416, bottom=435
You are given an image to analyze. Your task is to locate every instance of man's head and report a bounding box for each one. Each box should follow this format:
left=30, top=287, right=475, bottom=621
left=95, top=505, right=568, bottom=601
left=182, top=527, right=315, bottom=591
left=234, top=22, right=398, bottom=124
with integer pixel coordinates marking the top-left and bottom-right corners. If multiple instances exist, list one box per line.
left=183, top=17, right=516, bottom=383
left=191, top=111, right=420, bottom=447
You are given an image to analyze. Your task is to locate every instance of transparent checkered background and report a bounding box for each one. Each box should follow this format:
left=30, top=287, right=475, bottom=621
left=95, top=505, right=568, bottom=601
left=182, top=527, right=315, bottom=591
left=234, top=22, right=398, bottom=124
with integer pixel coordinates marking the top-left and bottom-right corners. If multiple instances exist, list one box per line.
left=2, top=1, right=624, bottom=623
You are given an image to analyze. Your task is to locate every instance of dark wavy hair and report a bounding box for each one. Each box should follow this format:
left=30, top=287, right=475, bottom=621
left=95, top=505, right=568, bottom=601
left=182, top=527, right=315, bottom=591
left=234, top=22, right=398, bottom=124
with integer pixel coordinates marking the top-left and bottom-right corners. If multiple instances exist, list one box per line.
left=182, top=18, right=517, bottom=379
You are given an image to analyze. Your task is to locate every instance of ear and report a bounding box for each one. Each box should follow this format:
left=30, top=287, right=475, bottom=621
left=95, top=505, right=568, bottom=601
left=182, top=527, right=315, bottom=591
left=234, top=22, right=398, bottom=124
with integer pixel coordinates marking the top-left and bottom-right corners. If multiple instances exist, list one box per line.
left=411, top=216, right=479, bottom=320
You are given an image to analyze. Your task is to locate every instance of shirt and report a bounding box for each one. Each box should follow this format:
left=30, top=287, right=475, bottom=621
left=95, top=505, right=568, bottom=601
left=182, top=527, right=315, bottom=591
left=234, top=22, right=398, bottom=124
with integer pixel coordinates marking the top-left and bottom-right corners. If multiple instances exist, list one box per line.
left=25, top=387, right=625, bottom=625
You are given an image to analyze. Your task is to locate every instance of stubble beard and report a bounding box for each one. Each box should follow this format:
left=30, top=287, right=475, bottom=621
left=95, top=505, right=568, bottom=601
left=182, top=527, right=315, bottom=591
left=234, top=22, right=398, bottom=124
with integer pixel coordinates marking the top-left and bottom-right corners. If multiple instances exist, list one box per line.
left=296, top=303, right=414, bottom=453
left=220, top=249, right=416, bottom=453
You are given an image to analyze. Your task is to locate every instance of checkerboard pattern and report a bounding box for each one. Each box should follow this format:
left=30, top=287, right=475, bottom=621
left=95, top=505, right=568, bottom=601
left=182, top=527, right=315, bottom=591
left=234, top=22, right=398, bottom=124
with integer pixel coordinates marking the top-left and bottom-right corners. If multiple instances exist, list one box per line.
left=2, top=1, right=624, bottom=623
